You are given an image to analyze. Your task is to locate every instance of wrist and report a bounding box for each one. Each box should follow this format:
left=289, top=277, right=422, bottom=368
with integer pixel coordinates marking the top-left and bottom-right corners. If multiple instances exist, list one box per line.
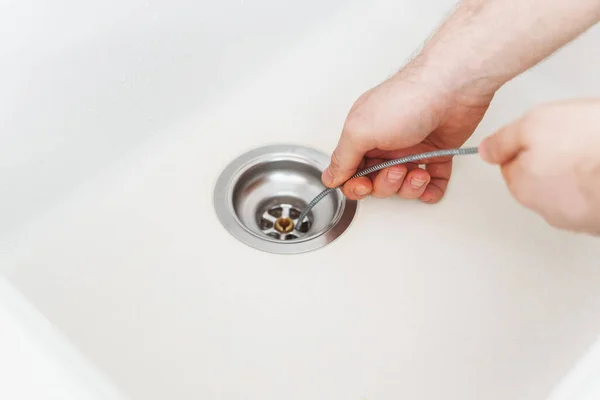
left=406, top=49, right=502, bottom=107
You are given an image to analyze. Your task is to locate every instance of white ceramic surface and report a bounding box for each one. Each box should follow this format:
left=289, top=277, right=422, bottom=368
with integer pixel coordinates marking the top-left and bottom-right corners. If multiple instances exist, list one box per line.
left=0, top=277, right=122, bottom=400
left=2, top=0, right=600, bottom=399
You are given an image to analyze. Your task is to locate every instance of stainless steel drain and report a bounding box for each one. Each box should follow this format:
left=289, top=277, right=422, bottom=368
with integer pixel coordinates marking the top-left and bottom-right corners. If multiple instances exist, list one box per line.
left=213, top=144, right=357, bottom=254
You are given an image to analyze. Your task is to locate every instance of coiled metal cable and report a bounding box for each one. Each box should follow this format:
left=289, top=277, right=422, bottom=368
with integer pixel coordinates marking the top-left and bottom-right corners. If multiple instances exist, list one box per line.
left=296, top=146, right=479, bottom=228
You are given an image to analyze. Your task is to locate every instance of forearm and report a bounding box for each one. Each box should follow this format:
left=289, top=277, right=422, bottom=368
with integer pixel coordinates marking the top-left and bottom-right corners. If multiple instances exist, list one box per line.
left=414, top=0, right=600, bottom=93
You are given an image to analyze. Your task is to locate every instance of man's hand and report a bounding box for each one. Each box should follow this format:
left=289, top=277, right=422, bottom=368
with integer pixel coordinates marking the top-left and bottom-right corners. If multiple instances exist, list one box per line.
left=323, top=0, right=600, bottom=205
left=480, top=99, right=600, bottom=235
left=322, top=62, right=495, bottom=203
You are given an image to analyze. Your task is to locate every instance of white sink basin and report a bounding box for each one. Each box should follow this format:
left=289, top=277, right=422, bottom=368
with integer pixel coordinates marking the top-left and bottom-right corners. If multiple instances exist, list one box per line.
left=2, top=0, right=600, bottom=399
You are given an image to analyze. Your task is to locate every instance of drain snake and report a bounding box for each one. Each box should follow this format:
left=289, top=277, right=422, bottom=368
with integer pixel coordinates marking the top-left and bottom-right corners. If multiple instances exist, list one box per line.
left=296, top=147, right=479, bottom=228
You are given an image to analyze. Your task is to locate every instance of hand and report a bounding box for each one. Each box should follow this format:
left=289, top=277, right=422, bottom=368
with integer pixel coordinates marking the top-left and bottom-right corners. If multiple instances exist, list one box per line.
left=322, top=62, right=496, bottom=203
left=480, top=99, right=600, bottom=235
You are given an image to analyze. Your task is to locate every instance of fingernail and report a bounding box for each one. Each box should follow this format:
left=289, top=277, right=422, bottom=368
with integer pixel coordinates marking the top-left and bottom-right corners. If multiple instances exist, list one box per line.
left=387, top=168, right=405, bottom=182
left=411, top=178, right=427, bottom=188
left=323, top=168, right=335, bottom=186
left=354, top=186, right=370, bottom=197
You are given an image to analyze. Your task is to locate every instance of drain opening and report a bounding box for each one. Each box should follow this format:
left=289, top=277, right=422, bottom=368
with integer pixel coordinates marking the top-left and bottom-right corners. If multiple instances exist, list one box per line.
left=214, top=145, right=357, bottom=254
left=259, top=203, right=312, bottom=241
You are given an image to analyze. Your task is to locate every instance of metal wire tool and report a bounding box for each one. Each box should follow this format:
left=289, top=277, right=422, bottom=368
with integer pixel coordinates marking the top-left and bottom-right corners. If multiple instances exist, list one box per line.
left=296, top=147, right=479, bottom=229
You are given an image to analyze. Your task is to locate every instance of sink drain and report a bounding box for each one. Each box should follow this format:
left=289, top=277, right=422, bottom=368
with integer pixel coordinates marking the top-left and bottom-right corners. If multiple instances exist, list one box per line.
left=213, top=144, right=357, bottom=254
left=259, top=203, right=311, bottom=241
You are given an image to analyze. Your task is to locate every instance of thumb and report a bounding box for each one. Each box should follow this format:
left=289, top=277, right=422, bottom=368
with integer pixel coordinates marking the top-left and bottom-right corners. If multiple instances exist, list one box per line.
left=322, top=132, right=368, bottom=188
left=480, top=120, right=525, bottom=165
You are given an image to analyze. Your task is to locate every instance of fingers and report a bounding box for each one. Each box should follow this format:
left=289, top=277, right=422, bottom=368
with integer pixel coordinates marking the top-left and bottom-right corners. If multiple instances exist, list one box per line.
left=341, top=176, right=373, bottom=200
left=322, top=131, right=371, bottom=188
left=480, top=119, right=524, bottom=165
left=342, top=163, right=435, bottom=200
left=370, top=165, right=408, bottom=198
left=341, top=161, right=450, bottom=202
left=419, top=160, right=452, bottom=203
left=397, top=167, right=430, bottom=199
left=344, top=161, right=418, bottom=199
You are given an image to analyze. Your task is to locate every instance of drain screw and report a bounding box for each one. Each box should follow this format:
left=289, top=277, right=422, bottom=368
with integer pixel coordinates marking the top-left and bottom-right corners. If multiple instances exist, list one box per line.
left=260, top=204, right=311, bottom=241
left=274, top=217, right=294, bottom=233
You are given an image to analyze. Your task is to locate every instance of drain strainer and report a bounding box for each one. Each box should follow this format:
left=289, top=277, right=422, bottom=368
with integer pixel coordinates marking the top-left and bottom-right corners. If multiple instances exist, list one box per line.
left=259, top=203, right=311, bottom=240
left=213, top=144, right=357, bottom=254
